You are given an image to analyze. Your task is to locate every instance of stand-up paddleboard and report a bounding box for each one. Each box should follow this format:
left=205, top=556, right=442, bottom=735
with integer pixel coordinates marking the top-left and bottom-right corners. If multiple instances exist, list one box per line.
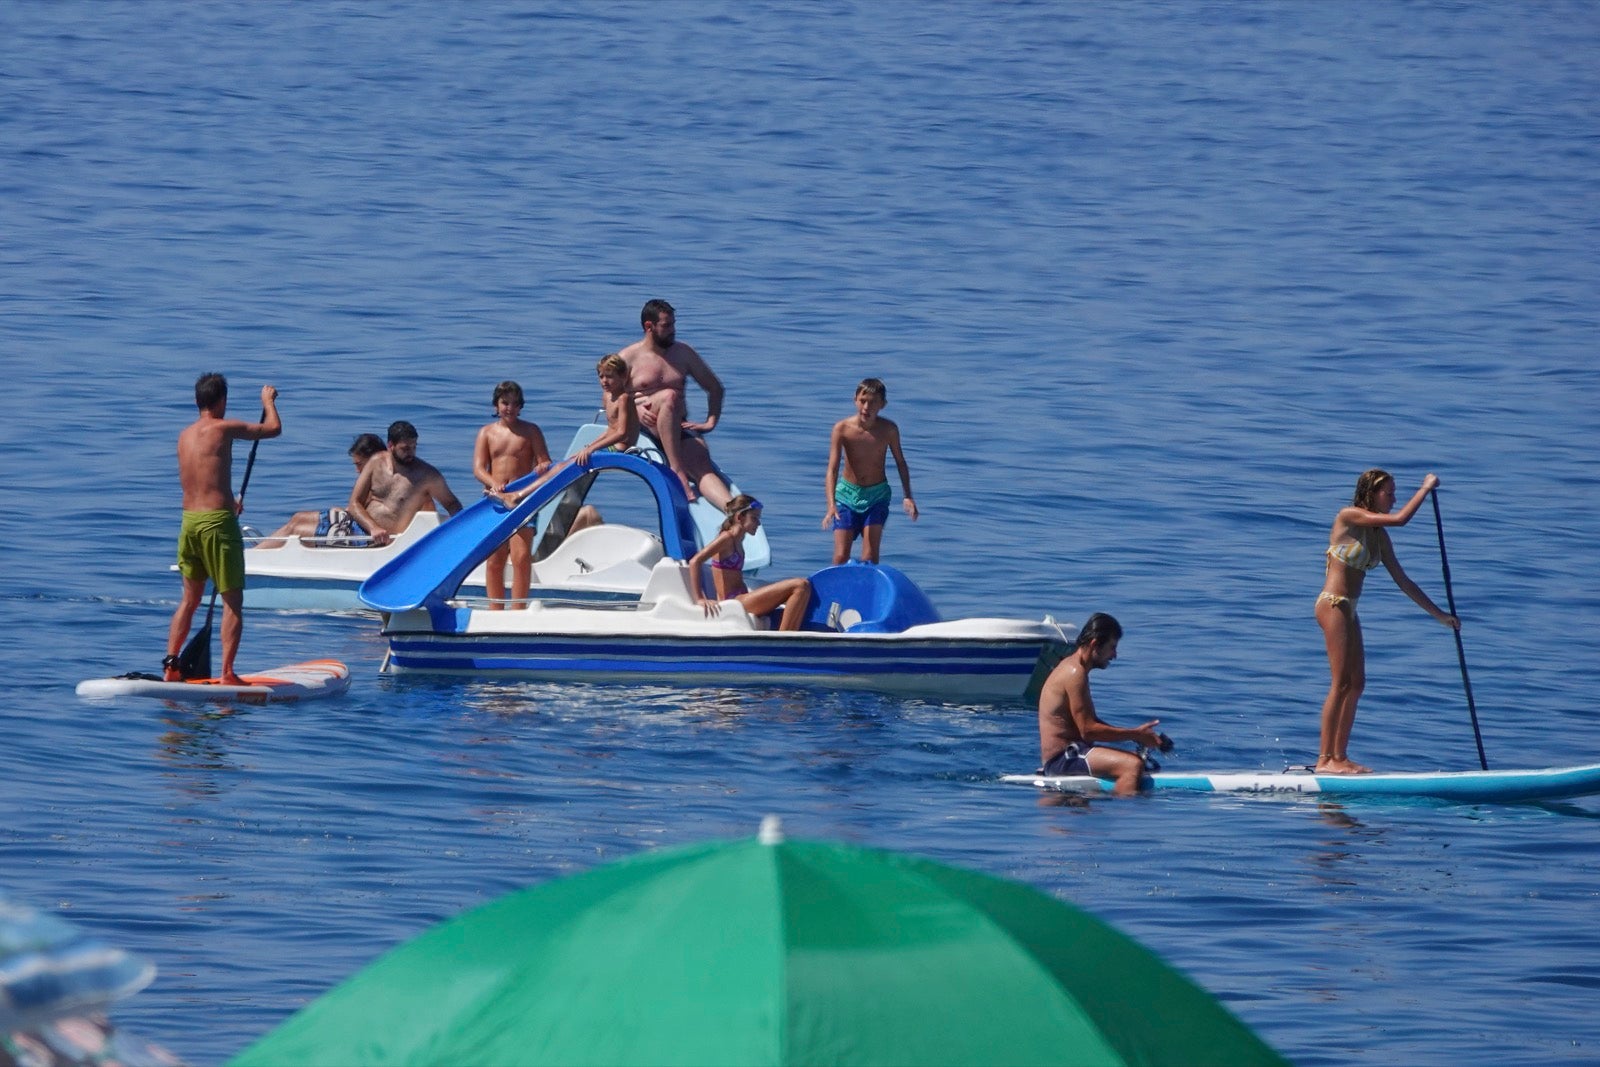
left=76, top=659, right=350, bottom=705
left=1001, top=763, right=1600, bottom=803
left=559, top=423, right=771, bottom=573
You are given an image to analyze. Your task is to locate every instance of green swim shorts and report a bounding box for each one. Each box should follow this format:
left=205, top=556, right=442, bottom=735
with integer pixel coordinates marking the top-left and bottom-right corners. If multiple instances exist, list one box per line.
left=176, top=508, right=246, bottom=593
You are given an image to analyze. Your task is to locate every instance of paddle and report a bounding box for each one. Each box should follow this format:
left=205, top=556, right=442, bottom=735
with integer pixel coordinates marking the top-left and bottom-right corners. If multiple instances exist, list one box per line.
left=1430, top=488, right=1488, bottom=770
left=176, top=413, right=265, bottom=680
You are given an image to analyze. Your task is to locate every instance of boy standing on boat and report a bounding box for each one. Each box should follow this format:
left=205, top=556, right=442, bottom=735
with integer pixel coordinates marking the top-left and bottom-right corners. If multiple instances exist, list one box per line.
left=164, top=374, right=281, bottom=685
left=618, top=299, right=732, bottom=509
left=348, top=420, right=464, bottom=548
left=822, top=377, right=917, bottom=564
left=472, top=383, right=551, bottom=609
left=1036, top=613, right=1168, bottom=796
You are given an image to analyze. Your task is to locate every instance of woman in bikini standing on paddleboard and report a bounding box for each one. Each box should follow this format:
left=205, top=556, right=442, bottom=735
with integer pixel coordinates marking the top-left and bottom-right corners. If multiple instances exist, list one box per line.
left=1315, top=469, right=1460, bottom=774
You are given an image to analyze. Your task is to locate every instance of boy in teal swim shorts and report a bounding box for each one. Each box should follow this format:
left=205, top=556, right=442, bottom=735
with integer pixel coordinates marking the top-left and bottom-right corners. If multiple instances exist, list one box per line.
left=164, top=374, right=281, bottom=684
left=822, top=377, right=917, bottom=564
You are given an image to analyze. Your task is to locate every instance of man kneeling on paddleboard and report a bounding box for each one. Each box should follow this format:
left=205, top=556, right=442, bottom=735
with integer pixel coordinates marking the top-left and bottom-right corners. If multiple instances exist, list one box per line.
left=1036, top=613, right=1170, bottom=796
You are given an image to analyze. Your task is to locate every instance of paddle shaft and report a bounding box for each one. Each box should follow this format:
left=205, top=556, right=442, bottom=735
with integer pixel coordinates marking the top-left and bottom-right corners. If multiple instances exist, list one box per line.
left=1431, top=489, right=1487, bottom=770
left=181, top=411, right=266, bottom=673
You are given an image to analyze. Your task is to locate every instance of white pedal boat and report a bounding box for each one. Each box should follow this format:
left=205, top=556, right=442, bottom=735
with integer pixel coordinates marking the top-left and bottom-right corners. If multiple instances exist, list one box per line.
left=240, top=512, right=664, bottom=613
left=360, top=452, right=1072, bottom=702
left=241, top=511, right=487, bottom=611
left=234, top=423, right=765, bottom=612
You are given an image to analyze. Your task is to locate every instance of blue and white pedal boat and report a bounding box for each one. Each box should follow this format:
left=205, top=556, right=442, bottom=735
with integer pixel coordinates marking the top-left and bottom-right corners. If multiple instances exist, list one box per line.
left=360, top=452, right=1072, bottom=702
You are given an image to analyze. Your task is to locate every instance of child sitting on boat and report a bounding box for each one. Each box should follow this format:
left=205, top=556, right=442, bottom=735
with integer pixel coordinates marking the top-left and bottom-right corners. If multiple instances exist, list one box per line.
left=823, top=377, right=917, bottom=564
left=688, top=495, right=812, bottom=631
left=474, top=381, right=552, bottom=609
left=575, top=353, right=641, bottom=466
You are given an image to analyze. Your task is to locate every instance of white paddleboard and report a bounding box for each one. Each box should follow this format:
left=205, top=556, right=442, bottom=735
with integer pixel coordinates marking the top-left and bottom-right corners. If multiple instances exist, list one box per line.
left=1001, top=762, right=1600, bottom=803
left=76, top=659, right=351, bottom=705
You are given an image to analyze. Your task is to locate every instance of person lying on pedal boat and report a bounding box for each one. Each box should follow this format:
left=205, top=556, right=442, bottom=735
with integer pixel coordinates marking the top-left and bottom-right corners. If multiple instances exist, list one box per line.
left=1036, top=613, right=1168, bottom=796
left=258, top=432, right=384, bottom=548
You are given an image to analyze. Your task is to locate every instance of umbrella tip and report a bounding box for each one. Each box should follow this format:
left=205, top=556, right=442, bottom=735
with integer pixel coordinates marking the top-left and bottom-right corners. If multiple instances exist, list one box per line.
left=758, top=815, right=784, bottom=845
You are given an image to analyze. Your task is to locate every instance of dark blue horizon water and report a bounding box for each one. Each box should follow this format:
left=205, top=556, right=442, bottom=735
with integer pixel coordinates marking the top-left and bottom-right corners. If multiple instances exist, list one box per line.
left=3, top=2, right=1598, bottom=1063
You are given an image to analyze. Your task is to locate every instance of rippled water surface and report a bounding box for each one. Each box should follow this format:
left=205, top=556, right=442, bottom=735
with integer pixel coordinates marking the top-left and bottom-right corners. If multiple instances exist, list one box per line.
left=3, top=2, right=1598, bottom=1063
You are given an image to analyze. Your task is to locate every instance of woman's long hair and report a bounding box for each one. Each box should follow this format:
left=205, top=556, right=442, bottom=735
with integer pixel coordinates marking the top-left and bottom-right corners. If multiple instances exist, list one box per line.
left=1352, top=468, right=1394, bottom=510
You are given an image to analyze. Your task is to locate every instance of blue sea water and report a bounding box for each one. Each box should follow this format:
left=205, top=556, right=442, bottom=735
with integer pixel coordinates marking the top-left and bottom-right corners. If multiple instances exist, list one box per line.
left=3, top=1, right=1598, bottom=1062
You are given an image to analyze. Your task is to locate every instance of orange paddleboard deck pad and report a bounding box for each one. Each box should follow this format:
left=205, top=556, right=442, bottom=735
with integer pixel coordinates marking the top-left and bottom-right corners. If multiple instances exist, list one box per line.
left=76, top=659, right=351, bottom=704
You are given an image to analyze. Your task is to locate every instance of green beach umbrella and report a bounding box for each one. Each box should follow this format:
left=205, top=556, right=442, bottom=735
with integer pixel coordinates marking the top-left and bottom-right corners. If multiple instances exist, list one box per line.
left=232, top=819, right=1285, bottom=1067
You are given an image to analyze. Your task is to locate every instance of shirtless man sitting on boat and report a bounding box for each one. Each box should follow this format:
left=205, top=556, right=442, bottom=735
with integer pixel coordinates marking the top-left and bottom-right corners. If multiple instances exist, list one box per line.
left=618, top=298, right=732, bottom=509
left=1036, top=613, right=1170, bottom=796
left=346, top=420, right=464, bottom=546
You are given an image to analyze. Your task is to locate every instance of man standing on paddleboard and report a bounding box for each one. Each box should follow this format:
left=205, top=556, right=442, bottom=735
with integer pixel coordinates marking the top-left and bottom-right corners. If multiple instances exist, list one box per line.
left=164, top=374, right=280, bottom=685
left=1036, top=613, right=1169, bottom=796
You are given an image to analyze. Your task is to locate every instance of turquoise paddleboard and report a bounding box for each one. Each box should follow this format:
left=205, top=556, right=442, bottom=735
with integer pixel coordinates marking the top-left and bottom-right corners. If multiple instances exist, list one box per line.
left=1001, top=763, right=1600, bottom=802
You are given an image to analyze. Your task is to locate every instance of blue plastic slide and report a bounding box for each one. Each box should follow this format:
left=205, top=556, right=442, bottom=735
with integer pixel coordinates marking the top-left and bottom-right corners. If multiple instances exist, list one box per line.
left=359, top=452, right=697, bottom=613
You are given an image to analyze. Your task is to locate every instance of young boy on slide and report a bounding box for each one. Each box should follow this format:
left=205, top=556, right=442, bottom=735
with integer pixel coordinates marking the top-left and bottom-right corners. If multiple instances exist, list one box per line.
left=822, top=377, right=917, bottom=564
left=575, top=353, right=641, bottom=466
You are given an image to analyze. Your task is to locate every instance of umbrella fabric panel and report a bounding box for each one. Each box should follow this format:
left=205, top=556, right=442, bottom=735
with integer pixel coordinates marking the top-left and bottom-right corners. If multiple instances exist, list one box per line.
left=231, top=841, right=793, bottom=1066
left=905, top=858, right=1287, bottom=1067
left=775, top=843, right=1125, bottom=1066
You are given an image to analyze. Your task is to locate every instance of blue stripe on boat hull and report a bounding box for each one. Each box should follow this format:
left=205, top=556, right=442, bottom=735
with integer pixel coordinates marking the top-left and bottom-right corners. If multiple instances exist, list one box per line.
left=383, top=632, right=1053, bottom=700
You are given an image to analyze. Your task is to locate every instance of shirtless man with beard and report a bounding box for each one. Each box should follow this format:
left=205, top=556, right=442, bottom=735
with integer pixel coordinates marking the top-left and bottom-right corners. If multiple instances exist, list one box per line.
left=617, top=299, right=731, bottom=508
left=346, top=420, right=464, bottom=546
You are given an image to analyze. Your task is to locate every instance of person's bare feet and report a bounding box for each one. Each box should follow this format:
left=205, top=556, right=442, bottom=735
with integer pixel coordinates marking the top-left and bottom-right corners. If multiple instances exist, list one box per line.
left=221, top=673, right=247, bottom=687
left=1315, top=757, right=1373, bottom=775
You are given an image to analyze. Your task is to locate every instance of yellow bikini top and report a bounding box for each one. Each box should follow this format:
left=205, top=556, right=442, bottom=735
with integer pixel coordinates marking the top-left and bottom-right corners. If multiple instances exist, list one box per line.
left=1326, top=530, right=1381, bottom=572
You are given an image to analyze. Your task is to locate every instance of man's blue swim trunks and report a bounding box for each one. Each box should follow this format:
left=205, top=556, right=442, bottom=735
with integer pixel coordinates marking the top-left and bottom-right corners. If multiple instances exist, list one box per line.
left=831, top=479, right=891, bottom=533
left=314, top=507, right=368, bottom=539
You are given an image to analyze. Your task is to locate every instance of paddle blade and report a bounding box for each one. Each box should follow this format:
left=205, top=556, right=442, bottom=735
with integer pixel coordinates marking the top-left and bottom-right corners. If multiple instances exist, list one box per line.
left=177, top=620, right=212, bottom=680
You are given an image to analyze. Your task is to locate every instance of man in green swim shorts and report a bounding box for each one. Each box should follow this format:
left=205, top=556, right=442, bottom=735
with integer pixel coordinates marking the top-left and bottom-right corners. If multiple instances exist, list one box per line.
left=164, top=373, right=281, bottom=684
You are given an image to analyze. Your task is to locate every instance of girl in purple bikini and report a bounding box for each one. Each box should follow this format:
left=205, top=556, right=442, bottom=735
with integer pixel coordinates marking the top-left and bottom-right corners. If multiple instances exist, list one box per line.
left=688, top=495, right=812, bottom=632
